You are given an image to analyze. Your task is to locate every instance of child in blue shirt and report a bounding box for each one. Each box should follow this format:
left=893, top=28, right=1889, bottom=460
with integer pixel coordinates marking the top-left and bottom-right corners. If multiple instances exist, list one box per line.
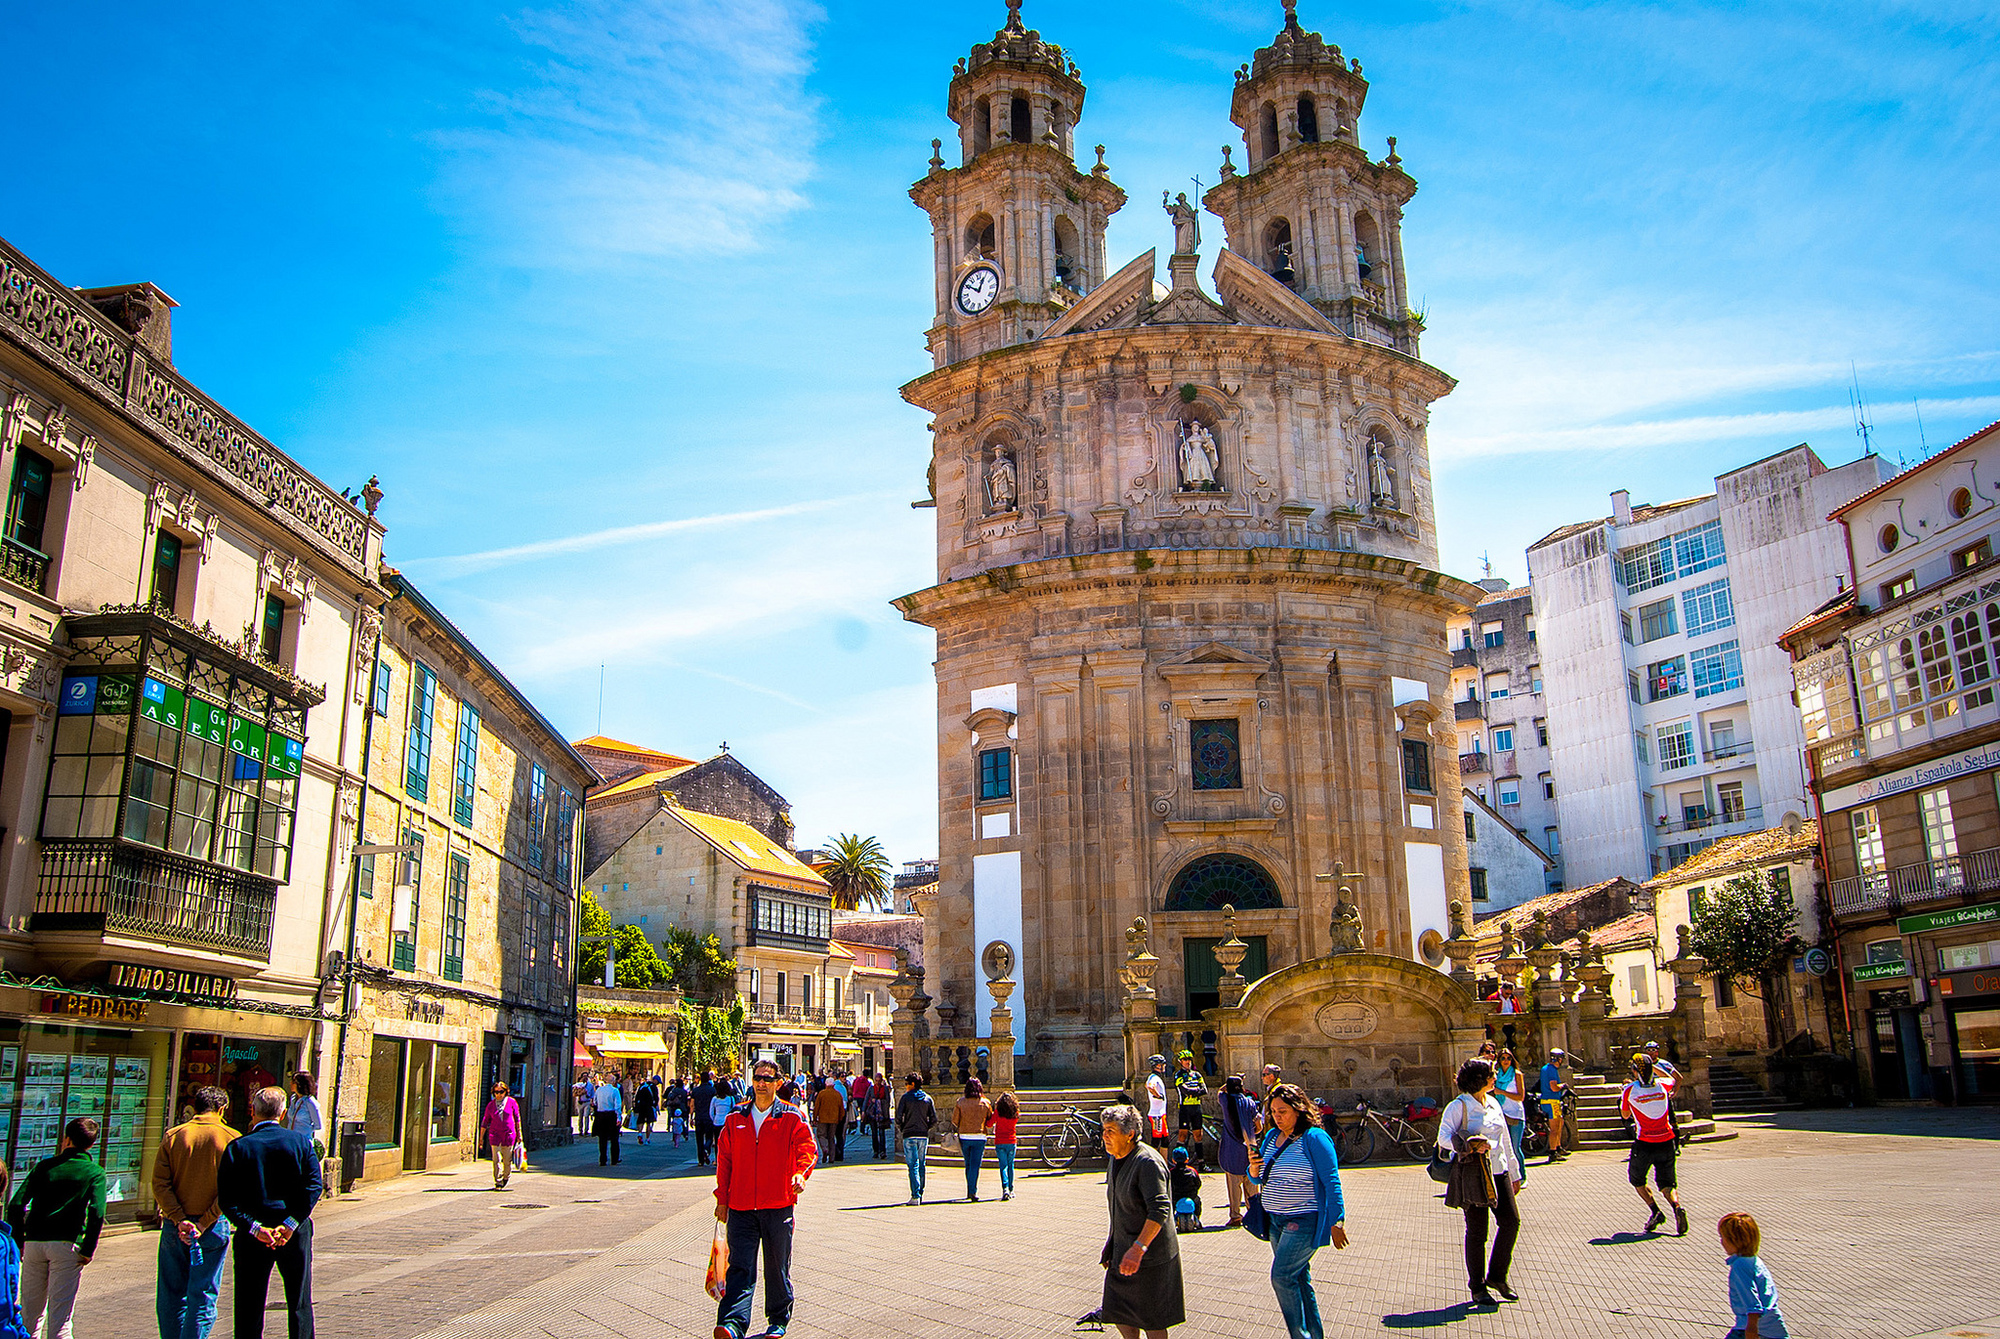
left=1719, top=1212, right=1788, bottom=1338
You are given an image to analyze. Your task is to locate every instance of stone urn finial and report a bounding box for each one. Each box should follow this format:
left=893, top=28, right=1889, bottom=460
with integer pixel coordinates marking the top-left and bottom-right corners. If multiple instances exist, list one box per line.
left=1124, top=915, right=1159, bottom=999
left=1527, top=908, right=1551, bottom=950
left=1212, top=904, right=1250, bottom=1007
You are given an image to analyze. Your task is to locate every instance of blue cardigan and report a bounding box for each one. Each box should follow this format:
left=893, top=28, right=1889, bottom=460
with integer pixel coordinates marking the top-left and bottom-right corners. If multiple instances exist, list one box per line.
left=1255, top=1125, right=1345, bottom=1248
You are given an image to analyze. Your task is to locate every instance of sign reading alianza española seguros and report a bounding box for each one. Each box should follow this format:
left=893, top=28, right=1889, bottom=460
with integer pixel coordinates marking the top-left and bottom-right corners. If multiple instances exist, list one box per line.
left=1820, top=739, right=2000, bottom=813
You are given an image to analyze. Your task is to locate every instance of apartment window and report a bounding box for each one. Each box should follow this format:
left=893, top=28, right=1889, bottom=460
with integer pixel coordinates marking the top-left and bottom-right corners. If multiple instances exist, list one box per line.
left=1851, top=806, right=1886, bottom=877
left=1920, top=786, right=1959, bottom=863
left=1535, top=719, right=1549, bottom=747
left=554, top=787, right=576, bottom=884
left=1682, top=578, right=1734, bottom=637
left=1657, top=721, right=1695, bottom=770
left=1628, top=964, right=1651, bottom=1007
left=1717, top=782, right=1746, bottom=822
left=1482, top=622, right=1504, bottom=649
left=1400, top=738, right=1433, bottom=794
left=1882, top=572, right=1916, bottom=603
left=1545, top=826, right=1561, bottom=856
left=1620, top=612, right=1634, bottom=644
left=255, top=595, right=287, bottom=665
left=443, top=852, right=469, bottom=982
left=1498, top=780, right=1521, bottom=806
left=392, top=828, right=423, bottom=971
left=1619, top=536, right=1675, bottom=593
left=452, top=705, right=480, bottom=826
left=774, top=972, right=786, bottom=1007
left=1634, top=731, right=1650, bottom=764
left=1650, top=656, right=1688, bottom=701
left=1464, top=810, right=1476, bottom=841
left=406, top=662, right=436, bottom=801
left=1528, top=666, right=1543, bottom=694
left=149, top=532, right=183, bottom=611
left=1688, top=886, right=1706, bottom=919
left=1690, top=640, right=1743, bottom=698
left=1484, top=672, right=1510, bottom=700
left=356, top=852, right=376, bottom=899
left=1191, top=719, right=1243, bottom=790
left=4, top=448, right=54, bottom=583
left=1628, top=671, right=1643, bottom=704
left=1673, top=519, right=1726, bottom=576
left=802, top=975, right=813, bottom=1009
left=1638, top=598, right=1678, bottom=642
left=1955, top=538, right=1993, bottom=572
left=748, top=969, right=760, bottom=1004
left=1714, top=974, right=1736, bottom=1008
left=978, top=747, right=1012, bottom=801
left=528, top=764, right=548, bottom=867
left=371, top=659, right=392, bottom=717
left=1470, top=868, right=1489, bottom=902
left=1492, top=727, right=1514, bottom=753
left=1541, top=773, right=1554, bottom=800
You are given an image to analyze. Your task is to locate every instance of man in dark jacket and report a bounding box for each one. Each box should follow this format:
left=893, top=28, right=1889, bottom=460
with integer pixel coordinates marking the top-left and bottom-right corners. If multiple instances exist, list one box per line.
left=9, top=1117, right=108, bottom=1339
left=692, top=1070, right=717, bottom=1167
left=894, top=1073, right=936, bottom=1206
left=218, top=1086, right=322, bottom=1338
left=712, top=1059, right=816, bottom=1339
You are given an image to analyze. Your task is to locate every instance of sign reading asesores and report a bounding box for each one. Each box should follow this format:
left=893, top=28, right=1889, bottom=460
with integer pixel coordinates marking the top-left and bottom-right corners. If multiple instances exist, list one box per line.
left=184, top=697, right=227, bottom=746
left=140, top=676, right=186, bottom=729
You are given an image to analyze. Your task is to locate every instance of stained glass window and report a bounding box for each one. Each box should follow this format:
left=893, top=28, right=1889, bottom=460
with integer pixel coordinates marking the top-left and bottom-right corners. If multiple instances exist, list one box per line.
left=1190, top=719, right=1242, bottom=791
left=1164, top=854, right=1282, bottom=912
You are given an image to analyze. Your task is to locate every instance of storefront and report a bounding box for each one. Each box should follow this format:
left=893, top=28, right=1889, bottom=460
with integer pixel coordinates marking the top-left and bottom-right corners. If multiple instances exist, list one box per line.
left=1937, top=965, right=2000, bottom=1099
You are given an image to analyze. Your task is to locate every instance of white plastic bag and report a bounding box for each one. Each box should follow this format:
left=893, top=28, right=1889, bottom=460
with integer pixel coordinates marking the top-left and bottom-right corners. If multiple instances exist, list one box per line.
left=704, top=1221, right=730, bottom=1300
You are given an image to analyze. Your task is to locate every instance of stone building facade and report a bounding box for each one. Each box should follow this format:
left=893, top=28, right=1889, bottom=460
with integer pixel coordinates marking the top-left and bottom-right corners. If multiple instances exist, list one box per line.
left=576, top=737, right=793, bottom=875
left=333, top=574, right=595, bottom=1182
left=895, top=7, right=1483, bottom=1083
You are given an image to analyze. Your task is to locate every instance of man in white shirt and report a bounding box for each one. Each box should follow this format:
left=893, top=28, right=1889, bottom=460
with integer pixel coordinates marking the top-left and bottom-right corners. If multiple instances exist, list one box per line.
left=592, top=1075, right=624, bottom=1166
left=1643, top=1042, right=1680, bottom=1083
left=1143, top=1054, right=1170, bottom=1143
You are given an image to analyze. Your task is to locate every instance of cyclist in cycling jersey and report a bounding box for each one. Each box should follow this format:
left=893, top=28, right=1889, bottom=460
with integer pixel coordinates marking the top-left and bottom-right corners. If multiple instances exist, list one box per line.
left=1643, top=1041, right=1680, bottom=1084
left=1536, top=1048, right=1570, bottom=1161
left=1621, top=1055, right=1688, bottom=1235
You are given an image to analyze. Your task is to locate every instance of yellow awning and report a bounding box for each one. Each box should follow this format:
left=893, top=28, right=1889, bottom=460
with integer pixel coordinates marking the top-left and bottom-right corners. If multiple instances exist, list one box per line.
left=595, top=1030, right=671, bottom=1059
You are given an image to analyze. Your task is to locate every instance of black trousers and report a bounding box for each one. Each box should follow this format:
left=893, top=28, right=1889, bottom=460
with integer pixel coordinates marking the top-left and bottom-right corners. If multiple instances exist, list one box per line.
left=717, top=1206, right=794, bottom=1336
left=870, top=1118, right=888, bottom=1157
left=696, top=1120, right=716, bottom=1163
left=233, top=1218, right=313, bottom=1339
left=594, top=1111, right=622, bottom=1164
left=1461, top=1173, right=1519, bottom=1292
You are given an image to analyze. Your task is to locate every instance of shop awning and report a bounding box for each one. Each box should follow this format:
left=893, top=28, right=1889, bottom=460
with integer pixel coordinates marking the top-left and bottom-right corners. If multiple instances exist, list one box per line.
left=596, top=1030, right=671, bottom=1059
left=572, top=1040, right=592, bottom=1065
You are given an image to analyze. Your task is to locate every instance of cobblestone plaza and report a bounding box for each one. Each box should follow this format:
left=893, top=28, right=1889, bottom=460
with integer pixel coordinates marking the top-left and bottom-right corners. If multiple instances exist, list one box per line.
left=70, top=1109, right=2000, bottom=1338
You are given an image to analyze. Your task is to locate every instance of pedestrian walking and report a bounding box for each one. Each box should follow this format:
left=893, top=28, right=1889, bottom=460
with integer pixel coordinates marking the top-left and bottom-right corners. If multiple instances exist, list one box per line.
left=574, top=1076, right=591, bottom=1136
left=1644, top=1040, right=1682, bottom=1084
left=1622, top=1054, right=1688, bottom=1235
left=153, top=1085, right=239, bottom=1339
left=1143, top=1055, right=1170, bottom=1144
left=217, top=1086, right=322, bottom=1339
left=481, top=1083, right=523, bottom=1189
left=1493, top=1048, right=1527, bottom=1184
left=865, top=1077, right=890, bottom=1160
left=812, top=1079, right=845, bottom=1164
left=592, top=1073, right=625, bottom=1166
left=1093, top=1104, right=1183, bottom=1338
left=9, top=1117, right=108, bottom=1339
left=693, top=1071, right=718, bottom=1167
left=1255, top=1064, right=1282, bottom=1135
left=709, top=1077, right=739, bottom=1137
left=992, top=1090, right=1019, bottom=1201
left=1536, top=1047, right=1570, bottom=1161
left=668, top=1078, right=691, bottom=1148
left=1172, top=1053, right=1207, bottom=1161
left=1215, top=1074, right=1259, bottom=1228
left=952, top=1079, right=994, bottom=1202
left=1248, top=1083, right=1347, bottom=1339
left=1438, top=1056, right=1522, bottom=1307
left=712, top=1059, right=817, bottom=1339
left=894, top=1073, right=936, bottom=1204
left=1719, top=1212, right=1789, bottom=1338
left=848, top=1072, right=871, bottom=1155
left=633, top=1077, right=659, bottom=1146
left=0, top=1162, right=27, bottom=1339
left=282, top=1075, right=324, bottom=1162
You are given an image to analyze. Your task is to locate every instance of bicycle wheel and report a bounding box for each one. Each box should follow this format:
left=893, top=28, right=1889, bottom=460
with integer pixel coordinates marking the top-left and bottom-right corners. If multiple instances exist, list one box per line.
left=1337, top=1120, right=1375, bottom=1166
left=1039, top=1122, right=1081, bottom=1171
left=1203, top=1120, right=1222, bottom=1149
left=1394, top=1121, right=1432, bottom=1162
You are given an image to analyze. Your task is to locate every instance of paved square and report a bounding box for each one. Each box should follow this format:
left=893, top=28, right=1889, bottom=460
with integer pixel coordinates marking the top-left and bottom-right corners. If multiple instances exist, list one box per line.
left=76, top=1109, right=2000, bottom=1337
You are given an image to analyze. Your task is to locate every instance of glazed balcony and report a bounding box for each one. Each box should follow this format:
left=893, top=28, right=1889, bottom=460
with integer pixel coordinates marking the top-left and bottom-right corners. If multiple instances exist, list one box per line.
left=34, top=839, right=276, bottom=962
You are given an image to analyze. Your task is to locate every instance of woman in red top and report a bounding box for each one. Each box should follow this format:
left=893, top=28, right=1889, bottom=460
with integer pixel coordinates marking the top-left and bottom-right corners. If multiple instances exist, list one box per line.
left=993, top=1090, right=1020, bottom=1201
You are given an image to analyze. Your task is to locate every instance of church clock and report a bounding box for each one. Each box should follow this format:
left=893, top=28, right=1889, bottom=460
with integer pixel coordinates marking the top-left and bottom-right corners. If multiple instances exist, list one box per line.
left=955, top=264, right=1000, bottom=315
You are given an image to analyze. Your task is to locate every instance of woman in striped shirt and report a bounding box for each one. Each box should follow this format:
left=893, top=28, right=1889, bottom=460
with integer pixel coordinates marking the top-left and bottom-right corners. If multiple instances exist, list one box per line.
left=1248, top=1084, right=1348, bottom=1339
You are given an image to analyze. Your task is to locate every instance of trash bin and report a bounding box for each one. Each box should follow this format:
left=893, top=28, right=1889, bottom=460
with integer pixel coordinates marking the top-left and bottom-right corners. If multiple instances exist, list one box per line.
left=339, top=1123, right=368, bottom=1193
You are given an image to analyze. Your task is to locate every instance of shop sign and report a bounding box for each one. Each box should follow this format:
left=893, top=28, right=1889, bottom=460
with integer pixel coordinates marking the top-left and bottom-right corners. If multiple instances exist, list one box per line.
left=226, top=715, right=267, bottom=761
left=266, top=734, right=304, bottom=778
left=58, top=675, right=97, bottom=715
left=184, top=697, right=228, bottom=746
left=1898, top=902, right=2000, bottom=936
left=41, top=993, right=148, bottom=1023
left=106, top=962, right=238, bottom=1004
left=139, top=677, right=186, bottom=729
left=1936, top=968, right=2000, bottom=999
left=1854, top=961, right=1910, bottom=982
left=1803, top=947, right=1833, bottom=977
left=1821, top=739, right=2000, bottom=812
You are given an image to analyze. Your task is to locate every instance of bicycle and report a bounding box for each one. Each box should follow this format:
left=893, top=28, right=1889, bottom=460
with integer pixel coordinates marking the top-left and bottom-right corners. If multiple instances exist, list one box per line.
left=1038, top=1104, right=1106, bottom=1171
left=1522, top=1090, right=1576, bottom=1158
left=1332, top=1099, right=1435, bottom=1165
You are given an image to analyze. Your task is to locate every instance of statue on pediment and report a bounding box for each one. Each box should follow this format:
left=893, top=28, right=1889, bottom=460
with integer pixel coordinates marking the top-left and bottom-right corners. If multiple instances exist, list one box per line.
left=1179, top=422, right=1219, bottom=492
left=1164, top=191, right=1200, bottom=256
left=986, top=446, right=1018, bottom=513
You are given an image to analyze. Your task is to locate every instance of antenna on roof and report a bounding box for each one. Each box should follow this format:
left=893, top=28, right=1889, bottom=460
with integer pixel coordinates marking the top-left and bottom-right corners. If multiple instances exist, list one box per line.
left=1479, top=551, right=1493, bottom=581
left=597, top=663, right=605, bottom=734
left=1914, top=398, right=1928, bottom=458
left=1848, top=363, right=1877, bottom=463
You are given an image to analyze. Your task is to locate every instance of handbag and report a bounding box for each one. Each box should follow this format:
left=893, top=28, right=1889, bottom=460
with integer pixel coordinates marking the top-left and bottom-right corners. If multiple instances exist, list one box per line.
left=1244, top=1132, right=1302, bottom=1241
left=1428, top=1095, right=1474, bottom=1185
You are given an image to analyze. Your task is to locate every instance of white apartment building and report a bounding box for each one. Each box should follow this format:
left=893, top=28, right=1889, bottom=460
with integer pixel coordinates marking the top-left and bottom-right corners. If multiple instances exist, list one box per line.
left=1527, top=445, right=1893, bottom=885
left=1447, top=581, right=1564, bottom=895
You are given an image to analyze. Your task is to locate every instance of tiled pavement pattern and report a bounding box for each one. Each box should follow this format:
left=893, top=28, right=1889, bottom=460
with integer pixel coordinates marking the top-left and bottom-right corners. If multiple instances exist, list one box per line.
left=73, top=1109, right=1999, bottom=1337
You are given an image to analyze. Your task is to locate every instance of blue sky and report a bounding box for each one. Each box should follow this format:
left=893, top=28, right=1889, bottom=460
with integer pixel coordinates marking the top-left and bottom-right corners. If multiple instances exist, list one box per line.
left=7, top=0, right=1996, bottom=867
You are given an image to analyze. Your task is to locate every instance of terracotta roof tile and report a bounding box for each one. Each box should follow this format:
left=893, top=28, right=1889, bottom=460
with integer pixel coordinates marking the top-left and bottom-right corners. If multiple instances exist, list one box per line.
left=1647, top=820, right=1820, bottom=887
left=591, top=764, right=697, bottom=801
left=1472, top=877, right=1635, bottom=935
left=1556, top=910, right=1656, bottom=953
left=573, top=735, right=701, bottom=770
left=671, top=807, right=827, bottom=888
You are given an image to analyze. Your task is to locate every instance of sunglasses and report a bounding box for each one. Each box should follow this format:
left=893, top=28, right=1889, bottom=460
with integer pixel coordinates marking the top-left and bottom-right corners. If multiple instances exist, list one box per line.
left=752, top=1075, right=780, bottom=1083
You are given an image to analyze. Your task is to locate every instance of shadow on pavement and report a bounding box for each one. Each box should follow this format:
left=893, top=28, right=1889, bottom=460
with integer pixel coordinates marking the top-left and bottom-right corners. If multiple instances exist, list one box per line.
left=1383, top=1301, right=1489, bottom=1327
left=836, top=1201, right=922, bottom=1212
left=1714, top=1108, right=2000, bottom=1140
left=1588, top=1231, right=1656, bottom=1245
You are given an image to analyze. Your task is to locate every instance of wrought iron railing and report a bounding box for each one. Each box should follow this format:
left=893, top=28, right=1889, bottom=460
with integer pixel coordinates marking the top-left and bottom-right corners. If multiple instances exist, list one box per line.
left=34, top=840, right=276, bottom=959
left=1828, top=845, right=2000, bottom=918
left=1702, top=739, right=1756, bottom=762
left=749, top=1004, right=828, bottom=1026
left=0, top=537, right=48, bottom=594
left=1655, top=805, right=1762, bottom=836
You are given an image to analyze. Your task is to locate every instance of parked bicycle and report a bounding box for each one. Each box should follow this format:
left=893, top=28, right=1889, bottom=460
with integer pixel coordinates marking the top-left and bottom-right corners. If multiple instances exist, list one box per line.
left=1522, top=1089, right=1576, bottom=1157
left=1038, top=1104, right=1107, bottom=1171
left=1326, top=1098, right=1435, bottom=1166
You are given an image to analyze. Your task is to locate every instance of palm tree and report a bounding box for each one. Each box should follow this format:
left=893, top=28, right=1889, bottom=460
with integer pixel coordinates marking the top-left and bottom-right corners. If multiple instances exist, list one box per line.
left=818, top=834, right=892, bottom=912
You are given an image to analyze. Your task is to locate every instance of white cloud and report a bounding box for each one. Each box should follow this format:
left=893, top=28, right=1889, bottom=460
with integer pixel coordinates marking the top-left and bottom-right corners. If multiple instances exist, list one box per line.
left=1442, top=395, right=2000, bottom=459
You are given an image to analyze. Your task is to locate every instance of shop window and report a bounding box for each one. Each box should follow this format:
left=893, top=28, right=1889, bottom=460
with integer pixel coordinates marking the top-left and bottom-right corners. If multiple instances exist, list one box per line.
left=406, top=662, right=436, bottom=801
left=452, top=705, right=480, bottom=826
left=366, top=1036, right=405, bottom=1148
left=444, top=852, right=469, bottom=982
left=1191, top=719, right=1243, bottom=790
left=432, top=1043, right=464, bottom=1142
left=1864, top=938, right=1904, bottom=965
left=978, top=747, right=1012, bottom=801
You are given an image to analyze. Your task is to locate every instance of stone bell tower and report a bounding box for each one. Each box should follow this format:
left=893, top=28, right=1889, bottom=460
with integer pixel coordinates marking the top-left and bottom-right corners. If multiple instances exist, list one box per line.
left=911, top=0, right=1127, bottom=367
left=1203, top=0, right=1420, bottom=354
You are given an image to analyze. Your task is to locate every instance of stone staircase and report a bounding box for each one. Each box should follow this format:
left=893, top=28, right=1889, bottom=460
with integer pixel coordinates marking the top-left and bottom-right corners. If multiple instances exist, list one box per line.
left=1565, top=1072, right=1736, bottom=1149
left=1708, top=1060, right=1802, bottom=1115
left=1009, top=1084, right=1129, bottom=1162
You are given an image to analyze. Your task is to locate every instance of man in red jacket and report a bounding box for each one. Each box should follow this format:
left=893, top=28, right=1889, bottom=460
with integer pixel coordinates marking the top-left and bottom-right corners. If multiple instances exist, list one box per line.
left=713, top=1059, right=817, bottom=1339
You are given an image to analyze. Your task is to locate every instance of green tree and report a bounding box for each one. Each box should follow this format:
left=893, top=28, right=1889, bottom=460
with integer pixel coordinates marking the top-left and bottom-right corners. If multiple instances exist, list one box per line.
left=1686, top=871, right=1802, bottom=986
left=661, top=927, right=740, bottom=1003
left=818, top=833, right=892, bottom=912
left=575, top=891, right=673, bottom=989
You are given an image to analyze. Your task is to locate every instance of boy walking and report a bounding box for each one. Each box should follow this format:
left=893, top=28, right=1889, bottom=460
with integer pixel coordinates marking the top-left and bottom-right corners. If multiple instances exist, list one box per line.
left=9, top=1118, right=108, bottom=1339
left=894, top=1074, right=936, bottom=1204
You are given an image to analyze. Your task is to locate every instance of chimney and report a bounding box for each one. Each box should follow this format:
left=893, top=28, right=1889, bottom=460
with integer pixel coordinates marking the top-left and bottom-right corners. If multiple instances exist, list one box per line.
left=1611, top=489, right=1632, bottom=526
left=75, top=282, right=177, bottom=364
left=1477, top=577, right=1509, bottom=593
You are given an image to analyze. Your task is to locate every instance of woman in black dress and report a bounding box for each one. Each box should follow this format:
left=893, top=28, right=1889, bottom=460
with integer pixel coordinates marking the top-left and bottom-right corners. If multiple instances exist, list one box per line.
left=1097, top=1104, right=1184, bottom=1338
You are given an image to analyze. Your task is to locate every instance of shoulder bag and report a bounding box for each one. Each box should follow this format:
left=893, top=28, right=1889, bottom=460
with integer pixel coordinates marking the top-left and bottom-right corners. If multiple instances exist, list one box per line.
left=1427, top=1095, right=1475, bottom=1185
left=1243, top=1133, right=1300, bottom=1241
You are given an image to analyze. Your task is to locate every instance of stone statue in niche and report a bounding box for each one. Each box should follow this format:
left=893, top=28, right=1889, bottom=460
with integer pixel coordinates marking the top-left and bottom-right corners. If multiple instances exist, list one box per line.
left=1178, top=421, right=1220, bottom=492
left=1328, top=896, right=1364, bottom=954
left=1163, top=191, right=1200, bottom=255
left=986, top=445, right=1018, bottom=513
left=1368, top=435, right=1398, bottom=509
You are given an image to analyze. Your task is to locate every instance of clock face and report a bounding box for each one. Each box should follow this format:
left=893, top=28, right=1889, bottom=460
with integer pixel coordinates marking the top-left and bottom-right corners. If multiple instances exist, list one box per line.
left=956, top=265, right=999, bottom=315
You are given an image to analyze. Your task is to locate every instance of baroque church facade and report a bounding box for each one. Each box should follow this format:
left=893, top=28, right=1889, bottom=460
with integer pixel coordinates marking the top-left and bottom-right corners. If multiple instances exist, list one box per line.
left=896, top=1, right=1485, bottom=1082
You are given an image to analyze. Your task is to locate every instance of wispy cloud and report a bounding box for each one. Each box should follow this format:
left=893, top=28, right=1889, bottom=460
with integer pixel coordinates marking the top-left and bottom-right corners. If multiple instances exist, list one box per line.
left=1443, top=394, right=2000, bottom=459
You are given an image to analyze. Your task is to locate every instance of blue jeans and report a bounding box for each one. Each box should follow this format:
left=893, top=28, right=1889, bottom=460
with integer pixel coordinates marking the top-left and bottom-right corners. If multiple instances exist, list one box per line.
left=1507, top=1118, right=1527, bottom=1183
left=995, top=1143, right=1015, bottom=1193
left=960, top=1137, right=986, bottom=1198
left=1269, top=1212, right=1323, bottom=1339
left=156, top=1220, right=230, bottom=1339
left=905, top=1136, right=928, bottom=1200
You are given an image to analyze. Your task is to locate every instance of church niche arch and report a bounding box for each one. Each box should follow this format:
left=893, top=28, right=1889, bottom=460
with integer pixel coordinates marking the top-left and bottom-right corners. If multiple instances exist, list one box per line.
left=977, top=427, right=1021, bottom=517
left=1052, top=215, right=1081, bottom=288
left=1296, top=94, right=1319, bottom=144
left=1263, top=218, right=1295, bottom=287
left=1164, top=853, right=1283, bottom=913
left=1165, top=392, right=1230, bottom=496
left=965, top=212, right=997, bottom=262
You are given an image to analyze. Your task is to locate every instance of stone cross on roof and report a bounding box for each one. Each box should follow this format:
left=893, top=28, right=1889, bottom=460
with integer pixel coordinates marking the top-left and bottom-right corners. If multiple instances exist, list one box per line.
left=1005, top=0, right=1024, bottom=33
